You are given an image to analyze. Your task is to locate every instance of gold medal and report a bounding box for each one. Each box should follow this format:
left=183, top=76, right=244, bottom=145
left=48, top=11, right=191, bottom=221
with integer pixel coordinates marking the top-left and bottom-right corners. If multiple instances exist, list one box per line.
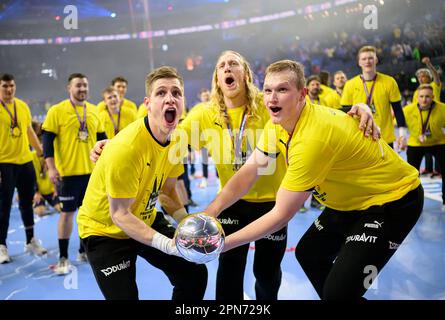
left=10, top=126, right=21, bottom=137
left=419, top=134, right=426, bottom=143
left=78, top=130, right=88, bottom=142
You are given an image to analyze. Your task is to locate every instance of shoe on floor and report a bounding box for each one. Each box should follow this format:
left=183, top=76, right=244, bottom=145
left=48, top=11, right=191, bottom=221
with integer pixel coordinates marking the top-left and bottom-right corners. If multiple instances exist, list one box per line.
left=0, top=245, right=11, bottom=264
left=54, top=257, right=71, bottom=275
left=76, top=252, right=88, bottom=262
left=24, top=237, right=48, bottom=256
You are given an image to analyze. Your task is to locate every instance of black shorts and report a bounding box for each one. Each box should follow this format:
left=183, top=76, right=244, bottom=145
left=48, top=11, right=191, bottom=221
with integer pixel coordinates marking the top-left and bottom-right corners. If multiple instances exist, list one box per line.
left=57, top=174, right=90, bottom=212
left=82, top=212, right=207, bottom=300
left=33, top=193, right=60, bottom=208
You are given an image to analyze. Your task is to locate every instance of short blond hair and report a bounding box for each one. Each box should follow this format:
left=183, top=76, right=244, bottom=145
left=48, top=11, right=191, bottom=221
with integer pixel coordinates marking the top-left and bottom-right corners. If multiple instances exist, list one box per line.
left=357, top=45, right=377, bottom=62
left=101, top=86, right=118, bottom=99
left=145, top=66, right=184, bottom=97
left=265, top=60, right=305, bottom=90
left=417, top=83, right=434, bottom=93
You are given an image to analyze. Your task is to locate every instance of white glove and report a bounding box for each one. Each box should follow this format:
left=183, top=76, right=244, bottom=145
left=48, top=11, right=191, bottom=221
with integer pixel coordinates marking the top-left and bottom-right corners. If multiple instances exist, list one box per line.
left=151, top=232, right=180, bottom=257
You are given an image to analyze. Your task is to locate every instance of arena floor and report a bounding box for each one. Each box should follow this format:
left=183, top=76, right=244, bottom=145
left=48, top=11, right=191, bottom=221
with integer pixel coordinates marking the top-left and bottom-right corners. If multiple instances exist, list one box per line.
left=1, top=164, right=444, bottom=300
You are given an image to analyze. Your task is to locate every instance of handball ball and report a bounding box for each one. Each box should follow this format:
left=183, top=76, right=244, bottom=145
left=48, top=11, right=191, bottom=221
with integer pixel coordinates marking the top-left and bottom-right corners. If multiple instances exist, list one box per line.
left=175, top=213, right=225, bottom=264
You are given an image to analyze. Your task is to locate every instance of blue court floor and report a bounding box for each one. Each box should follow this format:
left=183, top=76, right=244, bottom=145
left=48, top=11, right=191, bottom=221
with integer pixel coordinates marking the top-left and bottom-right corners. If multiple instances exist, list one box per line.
left=1, top=163, right=445, bottom=300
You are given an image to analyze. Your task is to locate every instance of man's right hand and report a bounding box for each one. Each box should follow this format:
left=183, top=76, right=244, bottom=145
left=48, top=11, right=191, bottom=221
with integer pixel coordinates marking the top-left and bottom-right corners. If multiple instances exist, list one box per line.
left=90, top=139, right=109, bottom=163
left=48, top=167, right=60, bottom=186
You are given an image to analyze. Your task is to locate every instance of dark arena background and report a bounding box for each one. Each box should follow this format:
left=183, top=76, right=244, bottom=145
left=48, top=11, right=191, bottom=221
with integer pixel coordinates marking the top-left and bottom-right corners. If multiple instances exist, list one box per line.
left=0, top=0, right=444, bottom=308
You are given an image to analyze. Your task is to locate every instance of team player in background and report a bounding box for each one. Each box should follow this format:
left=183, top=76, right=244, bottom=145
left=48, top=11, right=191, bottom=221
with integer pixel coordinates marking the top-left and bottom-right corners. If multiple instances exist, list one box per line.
left=341, top=45, right=408, bottom=150
left=0, top=73, right=47, bottom=264
left=324, top=71, right=347, bottom=109
left=42, top=73, right=106, bottom=274
left=205, top=59, right=423, bottom=300
left=99, top=86, right=136, bottom=139
left=31, top=121, right=61, bottom=217
left=78, top=66, right=207, bottom=300
left=412, top=57, right=442, bottom=176
left=318, top=70, right=336, bottom=102
left=97, top=76, right=138, bottom=117
left=413, top=57, right=442, bottom=103
left=403, top=84, right=445, bottom=212
left=188, top=87, right=212, bottom=189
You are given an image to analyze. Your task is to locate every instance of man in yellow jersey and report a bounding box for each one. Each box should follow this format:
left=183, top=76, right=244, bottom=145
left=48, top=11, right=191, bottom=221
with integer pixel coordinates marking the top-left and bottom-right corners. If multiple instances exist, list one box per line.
left=0, top=74, right=47, bottom=264
left=42, top=73, right=106, bottom=274
left=205, top=60, right=423, bottom=300
left=99, top=87, right=136, bottom=139
left=305, top=75, right=327, bottom=107
left=318, top=70, right=336, bottom=102
left=91, top=52, right=377, bottom=300
left=31, top=121, right=61, bottom=217
left=404, top=84, right=445, bottom=212
left=324, top=71, right=347, bottom=109
left=97, top=76, right=138, bottom=116
left=412, top=57, right=442, bottom=176
left=341, top=45, right=408, bottom=150
left=78, top=66, right=207, bottom=300
left=413, top=57, right=441, bottom=103
left=179, top=50, right=290, bottom=300
left=189, top=87, right=212, bottom=189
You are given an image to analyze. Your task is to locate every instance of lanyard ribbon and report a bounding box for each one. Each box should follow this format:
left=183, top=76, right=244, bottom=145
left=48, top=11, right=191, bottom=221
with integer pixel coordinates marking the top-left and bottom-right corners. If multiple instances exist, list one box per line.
left=360, top=74, right=377, bottom=107
left=70, top=100, right=87, bottom=131
left=226, top=111, right=247, bottom=166
left=1, top=99, right=18, bottom=127
left=418, top=105, right=433, bottom=135
left=107, top=109, right=121, bottom=135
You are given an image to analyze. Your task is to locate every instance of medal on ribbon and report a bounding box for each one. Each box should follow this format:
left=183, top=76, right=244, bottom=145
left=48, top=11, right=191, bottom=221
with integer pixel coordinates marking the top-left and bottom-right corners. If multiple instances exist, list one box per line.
left=78, top=129, right=89, bottom=142
left=361, top=75, right=377, bottom=114
left=70, top=100, right=89, bottom=142
left=1, top=99, right=21, bottom=138
left=107, top=108, right=121, bottom=136
left=227, top=111, right=247, bottom=172
left=418, top=104, right=433, bottom=143
left=10, top=125, right=21, bottom=137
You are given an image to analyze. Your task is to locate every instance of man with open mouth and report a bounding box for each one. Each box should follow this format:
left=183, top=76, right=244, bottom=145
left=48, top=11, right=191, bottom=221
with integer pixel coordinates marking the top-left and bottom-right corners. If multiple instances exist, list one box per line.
left=77, top=66, right=207, bottom=300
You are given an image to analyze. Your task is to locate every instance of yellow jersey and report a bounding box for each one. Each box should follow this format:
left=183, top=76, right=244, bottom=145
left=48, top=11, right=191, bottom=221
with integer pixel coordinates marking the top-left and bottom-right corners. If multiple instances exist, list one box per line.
left=305, top=95, right=328, bottom=106
left=179, top=94, right=286, bottom=202
left=42, top=99, right=104, bottom=176
left=0, top=98, right=33, bottom=164
left=258, top=102, right=420, bottom=211
left=99, top=107, right=136, bottom=139
left=403, top=101, right=445, bottom=147
left=413, top=82, right=441, bottom=103
left=97, top=98, right=138, bottom=116
left=319, top=84, right=336, bottom=102
left=77, top=117, right=184, bottom=239
left=341, top=72, right=402, bottom=143
left=323, top=90, right=342, bottom=109
left=31, top=150, right=54, bottom=195
left=137, top=103, right=146, bottom=119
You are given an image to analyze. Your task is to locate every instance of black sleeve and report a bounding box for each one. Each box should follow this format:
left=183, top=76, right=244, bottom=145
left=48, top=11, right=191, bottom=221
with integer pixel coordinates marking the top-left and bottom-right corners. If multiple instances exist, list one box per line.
left=391, top=101, right=406, bottom=127
left=96, top=132, right=108, bottom=141
left=42, top=130, right=56, bottom=158
left=255, top=147, right=280, bottom=159
left=341, top=105, right=352, bottom=113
